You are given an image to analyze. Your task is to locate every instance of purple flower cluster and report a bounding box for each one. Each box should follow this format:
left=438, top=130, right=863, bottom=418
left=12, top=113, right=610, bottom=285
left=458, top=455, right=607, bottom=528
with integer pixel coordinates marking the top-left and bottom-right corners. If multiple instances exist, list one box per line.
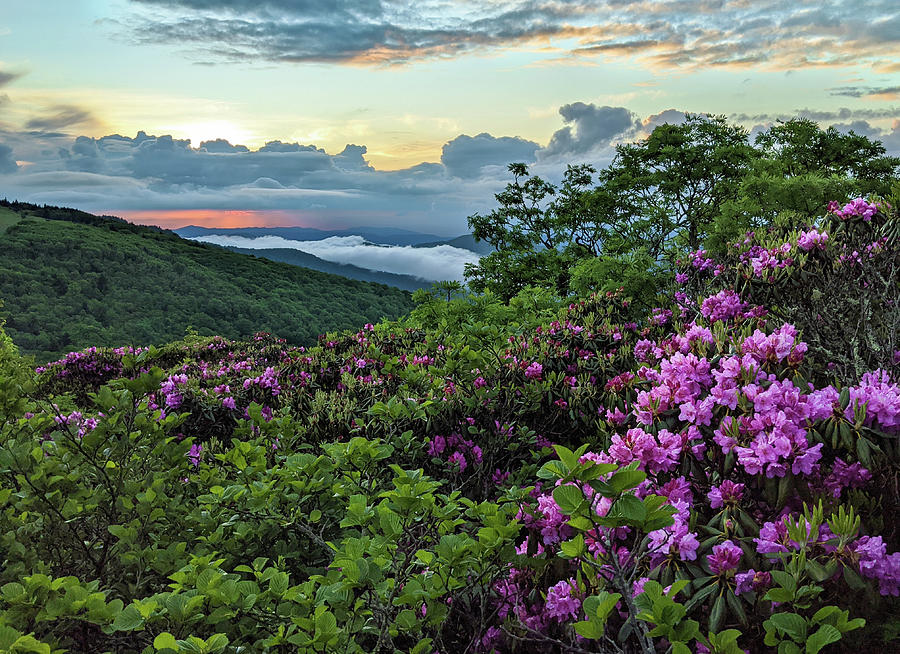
left=700, top=289, right=748, bottom=323
left=852, top=535, right=900, bottom=596
left=519, top=493, right=572, bottom=547
left=242, top=366, right=281, bottom=396
left=690, top=249, right=715, bottom=272
left=608, top=427, right=683, bottom=473
left=797, top=228, right=828, bottom=251
left=53, top=410, right=99, bottom=438
left=707, top=540, right=742, bottom=575
left=828, top=198, right=879, bottom=221
left=646, top=498, right=700, bottom=565
left=848, top=369, right=900, bottom=433
left=734, top=569, right=772, bottom=595
left=187, top=443, right=203, bottom=468
left=524, top=362, right=543, bottom=380
left=707, top=480, right=744, bottom=509
left=544, top=578, right=581, bottom=622
left=747, top=242, right=794, bottom=277
left=428, top=432, right=483, bottom=473
left=160, top=374, right=189, bottom=409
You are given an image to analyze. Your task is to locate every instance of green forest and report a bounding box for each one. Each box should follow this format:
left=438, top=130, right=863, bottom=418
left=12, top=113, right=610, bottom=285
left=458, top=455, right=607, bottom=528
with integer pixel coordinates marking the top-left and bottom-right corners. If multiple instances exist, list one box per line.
left=0, top=201, right=413, bottom=362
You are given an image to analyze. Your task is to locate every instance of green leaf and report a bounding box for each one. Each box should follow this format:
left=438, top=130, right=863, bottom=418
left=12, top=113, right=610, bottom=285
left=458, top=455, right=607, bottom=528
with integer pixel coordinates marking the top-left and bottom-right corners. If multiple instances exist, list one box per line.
left=552, top=484, right=585, bottom=515
left=560, top=533, right=586, bottom=558
left=537, top=460, right=569, bottom=480
left=709, top=595, right=725, bottom=634
left=583, top=592, right=621, bottom=622
left=110, top=604, right=145, bottom=632
left=574, top=620, right=605, bottom=639
left=154, top=632, right=179, bottom=652
left=613, top=493, right=647, bottom=523
left=6, top=635, right=51, bottom=654
left=805, top=624, right=841, bottom=654
left=0, top=625, right=23, bottom=650
left=315, top=610, right=338, bottom=637
left=204, top=634, right=229, bottom=652
left=769, top=612, right=807, bottom=642
left=608, top=468, right=646, bottom=493
left=553, top=445, right=578, bottom=471
left=724, top=588, right=748, bottom=627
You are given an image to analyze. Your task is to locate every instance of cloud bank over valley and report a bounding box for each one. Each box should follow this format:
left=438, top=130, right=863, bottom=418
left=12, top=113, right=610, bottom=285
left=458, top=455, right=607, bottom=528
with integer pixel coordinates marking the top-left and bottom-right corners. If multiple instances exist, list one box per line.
left=191, top=234, right=481, bottom=282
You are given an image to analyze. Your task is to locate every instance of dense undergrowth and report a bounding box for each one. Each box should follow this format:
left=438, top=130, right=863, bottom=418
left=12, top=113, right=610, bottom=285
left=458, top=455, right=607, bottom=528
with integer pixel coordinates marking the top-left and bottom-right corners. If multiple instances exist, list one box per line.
left=0, top=194, right=899, bottom=653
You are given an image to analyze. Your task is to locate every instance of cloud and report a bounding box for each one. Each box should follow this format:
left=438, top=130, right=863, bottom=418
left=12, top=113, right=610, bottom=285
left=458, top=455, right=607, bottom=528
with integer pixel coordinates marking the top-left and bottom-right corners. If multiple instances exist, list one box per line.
left=640, top=109, right=689, bottom=132
left=0, top=144, right=18, bottom=173
left=199, top=138, right=249, bottom=153
left=189, top=234, right=480, bottom=281
left=827, top=119, right=900, bottom=155
left=440, top=133, right=539, bottom=178
left=334, top=144, right=374, bottom=171
left=542, top=104, right=640, bottom=157
left=4, top=100, right=898, bottom=239
left=0, top=70, right=22, bottom=87
left=730, top=107, right=900, bottom=123
left=829, top=85, right=900, bottom=99
left=119, top=0, right=900, bottom=71
left=25, top=105, right=99, bottom=132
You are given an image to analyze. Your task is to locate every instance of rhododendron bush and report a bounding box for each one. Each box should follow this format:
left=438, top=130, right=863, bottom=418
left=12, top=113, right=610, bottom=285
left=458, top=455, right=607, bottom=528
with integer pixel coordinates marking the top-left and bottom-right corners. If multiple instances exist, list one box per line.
left=676, top=197, right=900, bottom=384
left=0, top=199, right=898, bottom=652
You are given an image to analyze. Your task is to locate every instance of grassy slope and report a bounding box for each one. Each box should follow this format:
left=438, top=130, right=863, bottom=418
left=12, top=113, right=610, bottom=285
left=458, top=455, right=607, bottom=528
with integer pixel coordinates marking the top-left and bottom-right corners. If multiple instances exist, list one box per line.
left=0, top=207, right=24, bottom=234
left=0, top=208, right=414, bottom=362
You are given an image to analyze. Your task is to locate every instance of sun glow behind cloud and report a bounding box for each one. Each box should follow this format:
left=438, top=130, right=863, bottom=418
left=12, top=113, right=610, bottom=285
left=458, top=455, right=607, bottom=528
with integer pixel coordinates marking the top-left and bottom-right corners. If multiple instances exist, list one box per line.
left=165, top=120, right=259, bottom=150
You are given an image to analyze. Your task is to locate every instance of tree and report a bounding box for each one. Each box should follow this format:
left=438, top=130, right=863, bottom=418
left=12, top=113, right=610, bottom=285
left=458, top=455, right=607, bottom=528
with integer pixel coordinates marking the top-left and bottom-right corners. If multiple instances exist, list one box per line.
left=708, top=119, right=900, bottom=253
left=598, top=113, right=758, bottom=257
left=465, top=163, right=597, bottom=299
left=754, top=118, right=900, bottom=182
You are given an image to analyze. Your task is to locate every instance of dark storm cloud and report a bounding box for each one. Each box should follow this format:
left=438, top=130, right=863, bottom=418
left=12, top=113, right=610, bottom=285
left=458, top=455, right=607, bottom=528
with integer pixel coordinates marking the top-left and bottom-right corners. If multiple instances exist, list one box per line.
left=122, top=0, right=900, bottom=69
left=440, top=133, right=539, bottom=178
left=542, top=104, right=639, bottom=157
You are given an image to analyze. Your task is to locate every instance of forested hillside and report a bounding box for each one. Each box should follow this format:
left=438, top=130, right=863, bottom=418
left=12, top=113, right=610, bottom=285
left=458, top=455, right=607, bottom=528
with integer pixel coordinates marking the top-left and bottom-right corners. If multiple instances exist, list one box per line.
left=0, top=202, right=413, bottom=362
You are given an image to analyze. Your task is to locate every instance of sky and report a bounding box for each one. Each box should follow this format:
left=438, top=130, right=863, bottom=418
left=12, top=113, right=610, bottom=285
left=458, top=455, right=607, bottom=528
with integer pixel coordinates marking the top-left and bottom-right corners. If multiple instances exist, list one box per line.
left=0, top=0, right=899, bottom=236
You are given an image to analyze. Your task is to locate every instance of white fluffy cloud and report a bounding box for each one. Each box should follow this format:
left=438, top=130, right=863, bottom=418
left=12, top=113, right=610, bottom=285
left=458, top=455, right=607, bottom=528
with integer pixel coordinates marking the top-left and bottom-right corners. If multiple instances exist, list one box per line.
left=190, top=234, right=481, bottom=281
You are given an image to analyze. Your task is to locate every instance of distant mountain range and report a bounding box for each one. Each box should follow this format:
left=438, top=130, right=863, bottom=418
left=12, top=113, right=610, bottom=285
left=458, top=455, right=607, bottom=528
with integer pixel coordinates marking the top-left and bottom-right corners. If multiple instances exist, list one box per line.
left=175, top=225, right=447, bottom=247
left=174, top=225, right=494, bottom=255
